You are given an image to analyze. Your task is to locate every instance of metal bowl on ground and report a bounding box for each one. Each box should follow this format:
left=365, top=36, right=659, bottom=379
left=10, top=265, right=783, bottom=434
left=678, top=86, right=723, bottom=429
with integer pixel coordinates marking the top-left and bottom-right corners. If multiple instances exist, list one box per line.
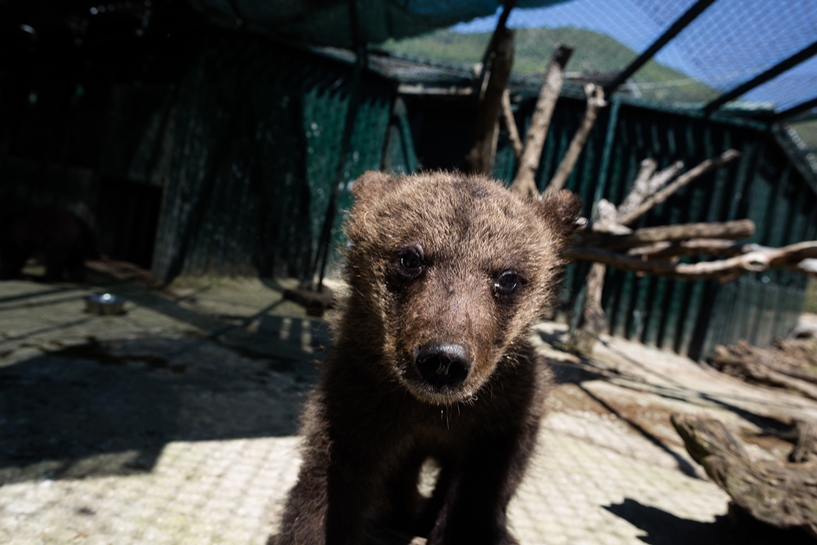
left=84, top=293, right=126, bottom=315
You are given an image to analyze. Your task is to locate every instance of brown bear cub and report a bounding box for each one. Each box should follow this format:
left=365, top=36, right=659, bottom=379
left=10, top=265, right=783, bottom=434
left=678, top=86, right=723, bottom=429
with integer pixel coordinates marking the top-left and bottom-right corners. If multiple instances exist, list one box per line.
left=278, top=171, right=580, bottom=545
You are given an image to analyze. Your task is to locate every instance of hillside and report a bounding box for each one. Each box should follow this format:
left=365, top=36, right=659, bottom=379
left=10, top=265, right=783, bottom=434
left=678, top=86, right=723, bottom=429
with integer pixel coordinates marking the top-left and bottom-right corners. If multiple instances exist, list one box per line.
left=381, top=27, right=719, bottom=104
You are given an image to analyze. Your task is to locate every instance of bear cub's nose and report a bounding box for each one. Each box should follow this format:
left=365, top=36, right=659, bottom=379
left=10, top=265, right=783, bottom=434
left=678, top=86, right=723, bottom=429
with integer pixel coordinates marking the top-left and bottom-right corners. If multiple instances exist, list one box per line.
left=414, top=342, right=473, bottom=389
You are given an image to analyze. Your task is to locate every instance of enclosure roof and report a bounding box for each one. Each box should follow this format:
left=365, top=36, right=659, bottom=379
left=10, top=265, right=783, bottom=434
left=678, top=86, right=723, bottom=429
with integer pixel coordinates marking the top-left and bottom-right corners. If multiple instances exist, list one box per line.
left=184, top=0, right=566, bottom=47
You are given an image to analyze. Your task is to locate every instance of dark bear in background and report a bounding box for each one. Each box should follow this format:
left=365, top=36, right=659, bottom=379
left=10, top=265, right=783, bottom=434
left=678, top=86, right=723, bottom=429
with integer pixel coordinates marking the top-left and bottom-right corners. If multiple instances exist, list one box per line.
left=0, top=206, right=97, bottom=281
left=278, top=171, right=581, bottom=545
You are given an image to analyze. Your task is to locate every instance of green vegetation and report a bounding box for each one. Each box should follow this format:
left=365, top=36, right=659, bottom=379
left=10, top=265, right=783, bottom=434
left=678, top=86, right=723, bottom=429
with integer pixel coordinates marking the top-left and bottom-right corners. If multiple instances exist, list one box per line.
left=381, top=27, right=719, bottom=103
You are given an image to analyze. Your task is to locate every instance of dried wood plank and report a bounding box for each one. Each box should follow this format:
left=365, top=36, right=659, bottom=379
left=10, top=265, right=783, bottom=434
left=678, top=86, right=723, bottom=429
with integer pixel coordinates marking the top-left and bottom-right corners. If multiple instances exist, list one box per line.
left=614, top=158, right=657, bottom=218
left=569, top=262, right=607, bottom=355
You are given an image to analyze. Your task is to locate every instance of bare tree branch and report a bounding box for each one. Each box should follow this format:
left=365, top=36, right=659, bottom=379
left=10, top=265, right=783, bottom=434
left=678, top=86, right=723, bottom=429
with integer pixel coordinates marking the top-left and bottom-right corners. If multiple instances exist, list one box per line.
left=566, top=241, right=817, bottom=280
left=616, top=160, right=684, bottom=223
left=616, top=149, right=741, bottom=226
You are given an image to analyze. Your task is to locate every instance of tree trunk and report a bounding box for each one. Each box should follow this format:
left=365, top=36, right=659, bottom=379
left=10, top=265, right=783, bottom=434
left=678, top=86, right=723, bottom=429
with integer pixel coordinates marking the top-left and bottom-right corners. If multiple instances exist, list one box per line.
left=569, top=262, right=607, bottom=355
left=464, top=27, right=515, bottom=175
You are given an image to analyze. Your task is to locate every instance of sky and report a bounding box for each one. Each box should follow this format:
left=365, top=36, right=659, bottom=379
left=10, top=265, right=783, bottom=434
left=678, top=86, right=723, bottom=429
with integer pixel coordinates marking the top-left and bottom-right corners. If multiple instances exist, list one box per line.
left=450, top=0, right=817, bottom=110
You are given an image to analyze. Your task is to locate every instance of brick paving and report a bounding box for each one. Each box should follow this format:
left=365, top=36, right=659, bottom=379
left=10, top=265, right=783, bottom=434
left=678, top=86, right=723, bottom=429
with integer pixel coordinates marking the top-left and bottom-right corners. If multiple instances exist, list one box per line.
left=2, top=266, right=816, bottom=544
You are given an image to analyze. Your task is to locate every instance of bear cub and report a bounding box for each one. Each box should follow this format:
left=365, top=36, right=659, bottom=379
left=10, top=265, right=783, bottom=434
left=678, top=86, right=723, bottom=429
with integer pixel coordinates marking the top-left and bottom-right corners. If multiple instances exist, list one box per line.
left=278, top=171, right=580, bottom=545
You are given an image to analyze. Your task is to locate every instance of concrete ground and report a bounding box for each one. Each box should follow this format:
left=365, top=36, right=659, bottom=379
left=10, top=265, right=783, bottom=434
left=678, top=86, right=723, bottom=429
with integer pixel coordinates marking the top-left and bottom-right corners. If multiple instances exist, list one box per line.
left=2, top=261, right=816, bottom=545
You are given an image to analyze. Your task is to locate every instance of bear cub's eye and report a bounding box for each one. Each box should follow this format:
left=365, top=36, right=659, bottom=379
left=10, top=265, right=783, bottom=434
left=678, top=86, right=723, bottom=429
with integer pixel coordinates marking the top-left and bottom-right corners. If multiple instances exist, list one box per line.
left=397, top=248, right=424, bottom=278
left=494, top=270, right=521, bottom=297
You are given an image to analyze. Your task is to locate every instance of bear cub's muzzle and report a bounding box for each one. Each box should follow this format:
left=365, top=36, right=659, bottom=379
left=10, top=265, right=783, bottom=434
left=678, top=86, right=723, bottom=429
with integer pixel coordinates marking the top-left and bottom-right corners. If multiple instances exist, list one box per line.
left=413, top=341, right=474, bottom=391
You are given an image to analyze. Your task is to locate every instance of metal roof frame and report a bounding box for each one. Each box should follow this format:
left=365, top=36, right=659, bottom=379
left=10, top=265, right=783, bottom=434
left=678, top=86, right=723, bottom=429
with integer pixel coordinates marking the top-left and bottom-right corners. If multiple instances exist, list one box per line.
left=773, top=96, right=817, bottom=123
left=703, top=40, right=817, bottom=115
left=601, top=0, right=817, bottom=121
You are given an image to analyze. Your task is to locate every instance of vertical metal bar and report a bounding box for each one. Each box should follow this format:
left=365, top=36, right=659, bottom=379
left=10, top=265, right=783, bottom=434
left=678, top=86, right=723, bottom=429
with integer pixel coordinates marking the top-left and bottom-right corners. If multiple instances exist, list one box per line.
left=592, top=96, right=620, bottom=212
left=312, top=0, right=370, bottom=291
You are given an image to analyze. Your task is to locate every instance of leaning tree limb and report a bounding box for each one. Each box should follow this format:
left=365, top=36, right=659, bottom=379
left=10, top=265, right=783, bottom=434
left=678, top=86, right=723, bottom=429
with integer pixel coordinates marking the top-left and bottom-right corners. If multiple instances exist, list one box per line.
left=545, top=83, right=607, bottom=195
left=510, top=45, right=573, bottom=199
left=500, top=90, right=524, bottom=161
left=474, top=0, right=516, bottom=100
left=569, top=185, right=617, bottom=354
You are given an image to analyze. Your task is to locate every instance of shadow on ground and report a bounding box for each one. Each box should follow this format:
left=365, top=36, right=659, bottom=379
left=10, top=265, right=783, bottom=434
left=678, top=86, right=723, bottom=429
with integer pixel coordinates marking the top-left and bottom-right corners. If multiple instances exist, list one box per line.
left=606, top=498, right=816, bottom=545
left=0, top=333, right=320, bottom=484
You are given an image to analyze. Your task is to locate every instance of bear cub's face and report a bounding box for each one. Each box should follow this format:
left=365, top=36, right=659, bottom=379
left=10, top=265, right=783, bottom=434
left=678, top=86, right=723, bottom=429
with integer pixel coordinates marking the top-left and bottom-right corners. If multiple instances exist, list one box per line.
left=344, top=172, right=579, bottom=406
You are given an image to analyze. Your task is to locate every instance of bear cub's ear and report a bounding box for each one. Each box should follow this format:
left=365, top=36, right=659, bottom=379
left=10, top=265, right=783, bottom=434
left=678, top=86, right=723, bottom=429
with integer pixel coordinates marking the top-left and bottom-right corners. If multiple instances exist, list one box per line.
left=538, top=189, right=583, bottom=236
left=351, top=171, right=395, bottom=203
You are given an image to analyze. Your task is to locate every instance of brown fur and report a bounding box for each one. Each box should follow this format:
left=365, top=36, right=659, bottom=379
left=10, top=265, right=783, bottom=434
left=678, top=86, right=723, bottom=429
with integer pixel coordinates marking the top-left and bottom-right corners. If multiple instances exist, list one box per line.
left=278, top=171, right=580, bottom=545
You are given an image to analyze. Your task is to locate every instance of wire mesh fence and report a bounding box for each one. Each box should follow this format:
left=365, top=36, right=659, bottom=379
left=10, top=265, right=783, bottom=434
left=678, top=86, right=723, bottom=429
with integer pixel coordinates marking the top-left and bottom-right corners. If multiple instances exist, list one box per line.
left=384, top=0, right=817, bottom=110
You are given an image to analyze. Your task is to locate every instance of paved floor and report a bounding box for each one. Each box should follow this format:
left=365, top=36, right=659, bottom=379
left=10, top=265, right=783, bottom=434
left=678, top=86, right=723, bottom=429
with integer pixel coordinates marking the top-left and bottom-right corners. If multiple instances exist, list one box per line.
left=1, top=263, right=816, bottom=544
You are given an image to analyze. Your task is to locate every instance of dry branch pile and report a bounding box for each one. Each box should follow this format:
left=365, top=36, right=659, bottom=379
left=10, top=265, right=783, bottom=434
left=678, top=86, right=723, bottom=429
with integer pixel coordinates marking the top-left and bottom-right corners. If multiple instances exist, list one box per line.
left=463, top=10, right=817, bottom=355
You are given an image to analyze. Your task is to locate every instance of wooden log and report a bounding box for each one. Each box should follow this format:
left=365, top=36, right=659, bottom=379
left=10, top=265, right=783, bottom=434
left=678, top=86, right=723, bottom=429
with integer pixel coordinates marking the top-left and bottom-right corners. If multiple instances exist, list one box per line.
left=510, top=45, right=573, bottom=199
left=671, top=413, right=817, bottom=538
left=579, top=219, right=756, bottom=249
left=627, top=239, right=747, bottom=259
left=546, top=83, right=606, bottom=195
left=711, top=337, right=817, bottom=401
left=464, top=27, right=515, bottom=175
left=569, top=190, right=616, bottom=355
